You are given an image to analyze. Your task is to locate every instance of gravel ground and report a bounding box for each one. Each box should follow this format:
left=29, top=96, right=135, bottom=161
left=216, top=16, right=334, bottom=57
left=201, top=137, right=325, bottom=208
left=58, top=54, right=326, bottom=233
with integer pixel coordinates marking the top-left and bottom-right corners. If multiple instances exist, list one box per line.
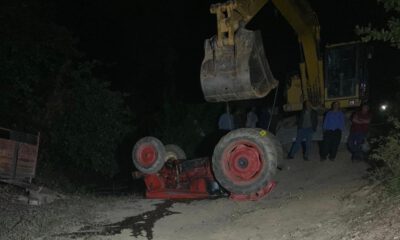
left=1, top=145, right=400, bottom=240
left=0, top=184, right=99, bottom=240
left=341, top=190, right=400, bottom=240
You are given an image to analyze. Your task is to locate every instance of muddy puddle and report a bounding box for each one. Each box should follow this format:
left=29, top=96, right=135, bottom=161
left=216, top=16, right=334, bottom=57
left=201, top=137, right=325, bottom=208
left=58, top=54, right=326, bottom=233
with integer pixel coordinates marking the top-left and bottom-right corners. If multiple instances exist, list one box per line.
left=56, top=200, right=179, bottom=240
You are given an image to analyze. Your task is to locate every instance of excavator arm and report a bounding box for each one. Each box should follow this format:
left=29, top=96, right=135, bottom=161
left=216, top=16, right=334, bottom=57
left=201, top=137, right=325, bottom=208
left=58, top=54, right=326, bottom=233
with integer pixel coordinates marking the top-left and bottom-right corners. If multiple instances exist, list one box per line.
left=201, top=0, right=323, bottom=109
left=271, top=0, right=323, bottom=110
left=210, top=0, right=268, bottom=46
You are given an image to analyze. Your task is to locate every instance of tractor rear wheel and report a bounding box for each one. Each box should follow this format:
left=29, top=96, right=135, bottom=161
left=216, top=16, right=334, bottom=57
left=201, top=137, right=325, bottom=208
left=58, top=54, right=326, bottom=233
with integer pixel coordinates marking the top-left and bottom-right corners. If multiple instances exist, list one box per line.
left=212, top=128, right=278, bottom=195
left=132, top=136, right=166, bottom=174
left=165, top=144, right=187, bottom=161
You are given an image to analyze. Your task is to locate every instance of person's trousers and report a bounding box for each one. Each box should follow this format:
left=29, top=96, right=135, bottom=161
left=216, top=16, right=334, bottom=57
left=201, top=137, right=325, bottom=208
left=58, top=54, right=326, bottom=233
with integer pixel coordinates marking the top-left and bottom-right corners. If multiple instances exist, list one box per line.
left=321, top=129, right=342, bottom=160
left=347, top=132, right=367, bottom=160
left=288, top=127, right=314, bottom=158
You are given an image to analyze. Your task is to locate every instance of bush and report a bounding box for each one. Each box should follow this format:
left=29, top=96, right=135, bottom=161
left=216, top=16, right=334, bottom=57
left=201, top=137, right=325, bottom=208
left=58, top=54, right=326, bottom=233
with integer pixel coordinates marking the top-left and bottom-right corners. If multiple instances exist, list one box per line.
left=370, top=117, right=400, bottom=193
left=357, top=0, right=400, bottom=194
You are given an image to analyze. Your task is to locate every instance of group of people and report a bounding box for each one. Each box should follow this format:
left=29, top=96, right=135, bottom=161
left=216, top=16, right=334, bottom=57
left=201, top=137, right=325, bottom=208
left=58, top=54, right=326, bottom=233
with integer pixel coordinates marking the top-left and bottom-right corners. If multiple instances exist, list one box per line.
left=218, top=105, right=272, bottom=132
left=287, top=100, right=371, bottom=161
left=218, top=100, right=371, bottom=162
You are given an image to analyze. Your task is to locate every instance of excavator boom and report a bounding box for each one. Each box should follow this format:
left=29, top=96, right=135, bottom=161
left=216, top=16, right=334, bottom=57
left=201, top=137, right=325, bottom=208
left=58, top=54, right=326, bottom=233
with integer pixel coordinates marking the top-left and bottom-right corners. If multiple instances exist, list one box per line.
left=201, top=0, right=323, bottom=108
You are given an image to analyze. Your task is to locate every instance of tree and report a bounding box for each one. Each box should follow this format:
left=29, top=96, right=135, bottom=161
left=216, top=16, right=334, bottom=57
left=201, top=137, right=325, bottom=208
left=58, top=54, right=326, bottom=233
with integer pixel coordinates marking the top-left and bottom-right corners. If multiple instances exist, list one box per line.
left=0, top=0, right=133, bottom=181
left=357, top=0, right=400, bottom=48
left=152, top=100, right=223, bottom=159
left=0, top=1, right=78, bottom=131
left=45, top=62, right=131, bottom=177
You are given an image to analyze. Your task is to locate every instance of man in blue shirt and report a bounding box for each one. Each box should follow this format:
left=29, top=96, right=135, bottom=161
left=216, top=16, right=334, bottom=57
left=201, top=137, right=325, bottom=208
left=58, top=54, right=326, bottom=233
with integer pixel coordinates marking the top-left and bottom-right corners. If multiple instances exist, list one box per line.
left=321, top=101, right=345, bottom=161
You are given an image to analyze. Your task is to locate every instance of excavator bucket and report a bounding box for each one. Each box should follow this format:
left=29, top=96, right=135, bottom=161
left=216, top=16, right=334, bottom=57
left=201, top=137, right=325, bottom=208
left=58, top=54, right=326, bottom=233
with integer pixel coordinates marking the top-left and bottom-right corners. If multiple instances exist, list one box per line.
left=201, top=28, right=278, bottom=102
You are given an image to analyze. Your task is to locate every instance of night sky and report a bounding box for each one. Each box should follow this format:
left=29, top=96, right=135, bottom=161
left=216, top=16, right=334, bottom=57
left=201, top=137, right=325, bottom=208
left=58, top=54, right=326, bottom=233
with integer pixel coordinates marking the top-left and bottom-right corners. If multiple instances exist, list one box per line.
left=51, top=0, right=398, bottom=108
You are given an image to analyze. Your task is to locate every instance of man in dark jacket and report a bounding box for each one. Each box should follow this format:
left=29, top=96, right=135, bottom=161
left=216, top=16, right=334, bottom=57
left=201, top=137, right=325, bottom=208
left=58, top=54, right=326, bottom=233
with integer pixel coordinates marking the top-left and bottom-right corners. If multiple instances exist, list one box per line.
left=287, top=100, right=318, bottom=161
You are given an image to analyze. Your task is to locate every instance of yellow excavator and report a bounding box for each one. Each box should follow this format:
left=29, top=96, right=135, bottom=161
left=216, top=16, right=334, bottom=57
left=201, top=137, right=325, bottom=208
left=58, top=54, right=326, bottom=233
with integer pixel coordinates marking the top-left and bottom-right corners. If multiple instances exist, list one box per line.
left=181, top=0, right=371, bottom=199
left=131, top=0, right=370, bottom=201
left=200, top=0, right=369, bottom=111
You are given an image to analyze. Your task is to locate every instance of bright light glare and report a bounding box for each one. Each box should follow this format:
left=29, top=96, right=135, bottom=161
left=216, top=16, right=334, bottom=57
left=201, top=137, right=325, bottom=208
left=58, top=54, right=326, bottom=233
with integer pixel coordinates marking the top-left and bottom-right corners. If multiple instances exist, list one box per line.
left=380, top=104, right=388, bottom=111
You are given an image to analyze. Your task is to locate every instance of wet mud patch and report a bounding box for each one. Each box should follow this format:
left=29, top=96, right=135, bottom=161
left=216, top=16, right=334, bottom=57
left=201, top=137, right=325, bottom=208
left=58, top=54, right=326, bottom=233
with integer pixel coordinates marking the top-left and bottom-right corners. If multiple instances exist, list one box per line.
left=56, top=200, right=179, bottom=240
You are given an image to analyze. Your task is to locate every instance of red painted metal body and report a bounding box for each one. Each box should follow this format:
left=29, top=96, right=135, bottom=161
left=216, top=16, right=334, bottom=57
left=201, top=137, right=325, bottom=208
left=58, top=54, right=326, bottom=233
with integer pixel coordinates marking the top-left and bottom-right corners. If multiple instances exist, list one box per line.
left=136, top=157, right=275, bottom=201
left=230, top=181, right=276, bottom=201
left=221, top=140, right=264, bottom=186
left=141, top=158, right=214, bottom=199
left=136, top=144, right=158, bottom=168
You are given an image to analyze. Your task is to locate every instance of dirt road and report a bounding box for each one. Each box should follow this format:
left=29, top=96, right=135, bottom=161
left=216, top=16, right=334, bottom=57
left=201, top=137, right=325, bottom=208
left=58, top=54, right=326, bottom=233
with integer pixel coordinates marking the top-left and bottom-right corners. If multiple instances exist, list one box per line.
left=2, top=144, right=398, bottom=240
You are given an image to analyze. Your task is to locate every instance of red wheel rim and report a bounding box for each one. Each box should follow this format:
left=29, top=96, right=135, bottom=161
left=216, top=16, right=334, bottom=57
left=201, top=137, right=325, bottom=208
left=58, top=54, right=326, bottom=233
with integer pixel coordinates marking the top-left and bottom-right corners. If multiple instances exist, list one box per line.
left=136, top=144, right=157, bottom=168
left=221, top=140, right=263, bottom=185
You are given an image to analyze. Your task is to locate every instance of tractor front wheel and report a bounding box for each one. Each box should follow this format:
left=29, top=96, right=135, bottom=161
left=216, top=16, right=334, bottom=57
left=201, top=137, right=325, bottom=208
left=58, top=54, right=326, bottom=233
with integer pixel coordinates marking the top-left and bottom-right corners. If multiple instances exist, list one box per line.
left=132, top=136, right=166, bottom=174
left=165, top=144, right=187, bottom=161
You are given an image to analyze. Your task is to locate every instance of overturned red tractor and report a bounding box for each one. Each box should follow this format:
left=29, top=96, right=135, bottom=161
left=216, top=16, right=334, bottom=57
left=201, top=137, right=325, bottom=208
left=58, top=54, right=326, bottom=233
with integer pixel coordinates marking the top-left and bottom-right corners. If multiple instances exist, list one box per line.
left=132, top=128, right=282, bottom=201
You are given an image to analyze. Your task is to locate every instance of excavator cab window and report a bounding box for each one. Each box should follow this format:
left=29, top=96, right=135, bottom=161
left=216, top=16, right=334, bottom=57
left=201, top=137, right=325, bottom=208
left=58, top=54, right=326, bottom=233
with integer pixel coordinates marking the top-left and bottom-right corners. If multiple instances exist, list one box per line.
left=325, top=44, right=359, bottom=99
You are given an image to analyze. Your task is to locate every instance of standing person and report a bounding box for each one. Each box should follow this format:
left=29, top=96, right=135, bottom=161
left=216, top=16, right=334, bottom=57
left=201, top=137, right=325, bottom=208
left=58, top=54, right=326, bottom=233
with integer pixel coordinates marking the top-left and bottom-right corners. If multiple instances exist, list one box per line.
left=287, top=100, right=318, bottom=161
left=218, top=103, right=234, bottom=133
left=256, top=107, right=271, bottom=130
left=321, top=102, right=345, bottom=161
left=233, top=107, right=245, bottom=129
left=348, top=103, right=371, bottom=161
left=246, top=107, right=258, bottom=128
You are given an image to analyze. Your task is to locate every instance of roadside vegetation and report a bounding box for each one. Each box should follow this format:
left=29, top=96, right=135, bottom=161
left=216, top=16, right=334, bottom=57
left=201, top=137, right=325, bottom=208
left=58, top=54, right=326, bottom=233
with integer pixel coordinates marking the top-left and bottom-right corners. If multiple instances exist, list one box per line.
left=358, top=0, right=400, bottom=194
left=0, top=1, right=132, bottom=189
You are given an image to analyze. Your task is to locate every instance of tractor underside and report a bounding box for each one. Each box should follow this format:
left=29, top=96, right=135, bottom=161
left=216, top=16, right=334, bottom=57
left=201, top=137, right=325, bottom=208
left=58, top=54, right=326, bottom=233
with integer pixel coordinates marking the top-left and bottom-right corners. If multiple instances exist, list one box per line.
left=132, top=129, right=281, bottom=201
left=133, top=157, right=275, bottom=201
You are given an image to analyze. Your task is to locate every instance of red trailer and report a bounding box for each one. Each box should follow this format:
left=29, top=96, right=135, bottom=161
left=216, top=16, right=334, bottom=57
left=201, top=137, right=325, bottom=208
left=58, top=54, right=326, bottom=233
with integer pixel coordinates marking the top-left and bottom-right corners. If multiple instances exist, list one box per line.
left=0, top=127, right=40, bottom=184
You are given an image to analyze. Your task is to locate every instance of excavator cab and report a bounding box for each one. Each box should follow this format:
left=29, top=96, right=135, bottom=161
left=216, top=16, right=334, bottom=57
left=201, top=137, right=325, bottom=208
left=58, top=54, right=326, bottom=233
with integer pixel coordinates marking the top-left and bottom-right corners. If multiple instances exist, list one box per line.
left=323, top=42, right=369, bottom=108
left=200, top=27, right=278, bottom=102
